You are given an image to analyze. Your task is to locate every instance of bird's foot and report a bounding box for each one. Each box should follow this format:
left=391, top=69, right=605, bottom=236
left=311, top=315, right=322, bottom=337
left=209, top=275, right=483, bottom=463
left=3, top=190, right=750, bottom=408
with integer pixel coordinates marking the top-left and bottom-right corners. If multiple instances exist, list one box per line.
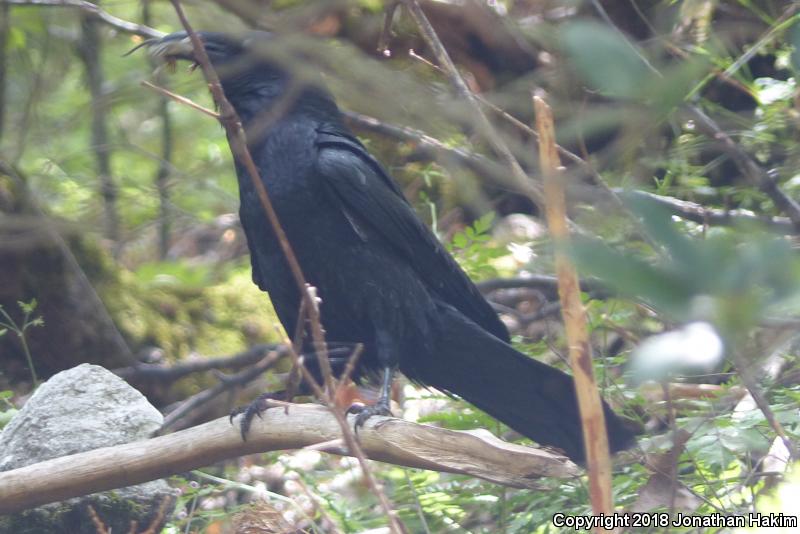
left=347, top=399, right=393, bottom=431
left=230, top=392, right=286, bottom=440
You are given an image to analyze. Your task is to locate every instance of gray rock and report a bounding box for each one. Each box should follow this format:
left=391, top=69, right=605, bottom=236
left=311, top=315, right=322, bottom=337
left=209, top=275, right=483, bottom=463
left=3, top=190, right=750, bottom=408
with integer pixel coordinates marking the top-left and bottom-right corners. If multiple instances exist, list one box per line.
left=0, top=363, right=178, bottom=533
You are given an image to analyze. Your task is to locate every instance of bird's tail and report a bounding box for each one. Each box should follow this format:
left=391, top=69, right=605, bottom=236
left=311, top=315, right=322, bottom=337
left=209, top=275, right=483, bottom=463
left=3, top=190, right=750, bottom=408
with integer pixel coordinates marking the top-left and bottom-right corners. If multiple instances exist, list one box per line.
left=406, top=303, right=636, bottom=464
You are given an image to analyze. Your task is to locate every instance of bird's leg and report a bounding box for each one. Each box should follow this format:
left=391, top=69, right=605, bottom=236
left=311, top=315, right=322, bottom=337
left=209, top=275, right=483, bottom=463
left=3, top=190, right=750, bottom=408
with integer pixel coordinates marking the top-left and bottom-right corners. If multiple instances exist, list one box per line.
left=348, top=366, right=395, bottom=430
left=230, top=390, right=290, bottom=440
left=231, top=346, right=355, bottom=440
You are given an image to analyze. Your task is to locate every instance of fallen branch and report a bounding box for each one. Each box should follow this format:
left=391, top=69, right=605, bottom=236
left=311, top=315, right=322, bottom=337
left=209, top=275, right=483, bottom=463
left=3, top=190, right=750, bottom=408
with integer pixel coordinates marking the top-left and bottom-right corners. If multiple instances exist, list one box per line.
left=0, top=404, right=579, bottom=514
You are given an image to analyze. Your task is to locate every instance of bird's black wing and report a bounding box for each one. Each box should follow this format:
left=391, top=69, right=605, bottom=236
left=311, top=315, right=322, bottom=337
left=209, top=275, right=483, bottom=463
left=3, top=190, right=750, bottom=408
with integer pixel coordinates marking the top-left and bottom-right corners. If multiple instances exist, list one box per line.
left=314, top=125, right=509, bottom=343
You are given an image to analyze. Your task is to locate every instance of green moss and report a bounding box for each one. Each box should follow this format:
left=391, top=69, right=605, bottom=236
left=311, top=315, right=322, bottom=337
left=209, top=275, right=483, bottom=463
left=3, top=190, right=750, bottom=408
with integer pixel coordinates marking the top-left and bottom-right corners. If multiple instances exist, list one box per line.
left=102, top=263, right=281, bottom=359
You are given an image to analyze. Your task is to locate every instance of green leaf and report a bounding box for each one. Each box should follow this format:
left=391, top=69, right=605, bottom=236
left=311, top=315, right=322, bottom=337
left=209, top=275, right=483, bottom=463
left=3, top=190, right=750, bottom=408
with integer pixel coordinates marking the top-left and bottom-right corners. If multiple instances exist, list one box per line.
left=561, top=20, right=653, bottom=99
left=569, top=236, right=693, bottom=317
left=7, top=27, right=26, bottom=51
left=623, top=191, right=701, bottom=270
left=17, top=299, right=37, bottom=314
left=789, top=19, right=800, bottom=72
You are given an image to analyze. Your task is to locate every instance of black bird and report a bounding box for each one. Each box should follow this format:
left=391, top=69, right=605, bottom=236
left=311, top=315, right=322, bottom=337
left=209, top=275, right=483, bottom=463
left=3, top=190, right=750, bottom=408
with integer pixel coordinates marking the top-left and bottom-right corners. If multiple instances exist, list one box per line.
left=147, top=31, right=636, bottom=463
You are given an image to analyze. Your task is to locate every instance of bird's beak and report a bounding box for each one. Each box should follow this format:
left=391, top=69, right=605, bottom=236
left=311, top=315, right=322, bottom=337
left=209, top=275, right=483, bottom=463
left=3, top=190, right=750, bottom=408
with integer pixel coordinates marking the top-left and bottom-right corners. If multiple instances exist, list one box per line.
left=126, top=34, right=199, bottom=72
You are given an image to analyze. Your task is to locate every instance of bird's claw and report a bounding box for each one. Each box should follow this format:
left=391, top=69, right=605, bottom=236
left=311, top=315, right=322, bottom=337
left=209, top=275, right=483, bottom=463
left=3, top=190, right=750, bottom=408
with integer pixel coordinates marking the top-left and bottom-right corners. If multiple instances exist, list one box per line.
left=230, top=393, right=280, bottom=440
left=347, top=400, right=393, bottom=432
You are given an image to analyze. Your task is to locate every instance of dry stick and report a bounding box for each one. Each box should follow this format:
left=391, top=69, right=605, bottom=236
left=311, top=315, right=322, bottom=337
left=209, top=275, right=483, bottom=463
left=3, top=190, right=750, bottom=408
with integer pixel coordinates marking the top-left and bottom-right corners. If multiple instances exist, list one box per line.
left=619, top=189, right=795, bottom=233
left=533, top=95, right=615, bottom=522
left=400, top=0, right=544, bottom=208
left=336, top=343, right=364, bottom=391
left=165, top=5, right=403, bottom=531
left=142, top=80, right=219, bottom=119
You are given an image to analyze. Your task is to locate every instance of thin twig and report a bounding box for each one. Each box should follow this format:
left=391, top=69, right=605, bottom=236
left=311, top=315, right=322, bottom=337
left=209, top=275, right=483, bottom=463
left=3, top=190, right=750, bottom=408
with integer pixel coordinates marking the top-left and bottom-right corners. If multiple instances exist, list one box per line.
left=617, top=189, right=795, bottom=233
left=732, top=350, right=797, bottom=461
left=377, top=1, right=400, bottom=56
left=115, top=344, right=276, bottom=382
left=141, top=81, right=220, bottom=118
left=2, top=0, right=162, bottom=38
left=158, top=350, right=284, bottom=432
left=400, top=0, right=543, bottom=208
left=335, top=343, right=364, bottom=398
left=407, top=48, right=592, bottom=172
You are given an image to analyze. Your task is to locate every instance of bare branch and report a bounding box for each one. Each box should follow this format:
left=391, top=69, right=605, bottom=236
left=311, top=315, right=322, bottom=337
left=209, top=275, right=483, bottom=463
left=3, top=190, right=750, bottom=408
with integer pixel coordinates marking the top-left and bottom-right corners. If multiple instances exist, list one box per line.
left=0, top=405, right=579, bottom=514
left=400, top=0, right=544, bottom=207
left=115, top=344, right=279, bottom=382
left=617, top=189, right=795, bottom=233
left=731, top=350, right=797, bottom=461
left=342, top=109, right=505, bottom=185
left=158, top=349, right=284, bottom=432
left=2, top=0, right=162, bottom=39
left=687, top=106, right=800, bottom=232
left=141, top=80, right=220, bottom=119
left=477, top=275, right=609, bottom=300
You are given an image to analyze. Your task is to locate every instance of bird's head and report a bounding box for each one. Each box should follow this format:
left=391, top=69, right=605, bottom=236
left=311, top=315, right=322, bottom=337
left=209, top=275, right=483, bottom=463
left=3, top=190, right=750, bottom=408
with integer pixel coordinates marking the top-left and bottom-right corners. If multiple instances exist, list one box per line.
left=140, top=31, right=291, bottom=100
left=144, top=31, right=247, bottom=70
left=136, top=30, right=339, bottom=126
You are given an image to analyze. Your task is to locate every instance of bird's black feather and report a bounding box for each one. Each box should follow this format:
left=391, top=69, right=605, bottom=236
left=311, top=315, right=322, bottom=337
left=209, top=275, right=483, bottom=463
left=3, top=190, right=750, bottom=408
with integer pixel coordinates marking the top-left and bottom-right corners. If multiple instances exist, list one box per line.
left=148, top=31, right=636, bottom=463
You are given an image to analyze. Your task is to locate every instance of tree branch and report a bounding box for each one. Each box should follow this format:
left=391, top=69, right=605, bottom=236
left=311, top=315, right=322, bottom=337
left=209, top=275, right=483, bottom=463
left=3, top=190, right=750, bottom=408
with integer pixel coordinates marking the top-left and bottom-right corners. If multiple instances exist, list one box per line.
left=617, top=189, right=795, bottom=233
left=158, top=348, right=284, bottom=432
left=2, top=0, right=162, bottom=38
left=687, top=105, right=800, bottom=232
left=0, top=405, right=579, bottom=514
left=476, top=274, right=609, bottom=299
left=115, top=344, right=281, bottom=383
